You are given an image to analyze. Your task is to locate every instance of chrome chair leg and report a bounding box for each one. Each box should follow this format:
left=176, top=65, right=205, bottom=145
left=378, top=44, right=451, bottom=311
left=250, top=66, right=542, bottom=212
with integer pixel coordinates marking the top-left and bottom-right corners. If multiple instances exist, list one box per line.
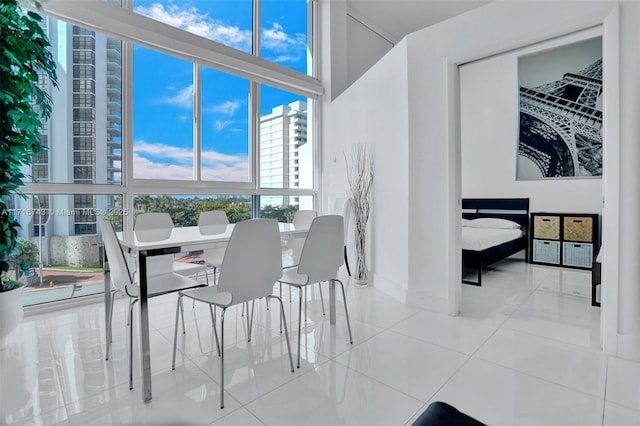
left=304, top=287, right=307, bottom=322
left=335, top=279, right=353, bottom=344
left=180, top=296, right=186, bottom=334
left=247, top=300, right=255, bottom=342
left=220, top=307, right=227, bottom=409
left=105, top=291, right=116, bottom=360
left=297, top=289, right=302, bottom=368
left=318, top=282, right=325, bottom=315
left=128, top=298, right=138, bottom=391
left=209, top=304, right=220, bottom=356
left=268, top=295, right=294, bottom=372
left=172, top=294, right=183, bottom=370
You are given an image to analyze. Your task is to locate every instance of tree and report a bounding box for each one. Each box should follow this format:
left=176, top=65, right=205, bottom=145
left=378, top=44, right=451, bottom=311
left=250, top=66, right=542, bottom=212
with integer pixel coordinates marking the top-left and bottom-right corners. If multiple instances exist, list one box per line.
left=1, top=0, right=58, bottom=290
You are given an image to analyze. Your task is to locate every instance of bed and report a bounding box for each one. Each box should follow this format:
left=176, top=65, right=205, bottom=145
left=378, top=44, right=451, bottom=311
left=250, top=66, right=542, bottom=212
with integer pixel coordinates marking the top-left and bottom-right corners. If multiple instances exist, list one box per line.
left=462, top=198, right=530, bottom=286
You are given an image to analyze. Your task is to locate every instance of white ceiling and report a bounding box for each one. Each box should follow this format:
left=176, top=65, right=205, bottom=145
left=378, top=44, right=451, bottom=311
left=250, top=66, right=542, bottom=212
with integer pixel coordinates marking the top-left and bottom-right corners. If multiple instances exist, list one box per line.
left=347, top=0, right=490, bottom=43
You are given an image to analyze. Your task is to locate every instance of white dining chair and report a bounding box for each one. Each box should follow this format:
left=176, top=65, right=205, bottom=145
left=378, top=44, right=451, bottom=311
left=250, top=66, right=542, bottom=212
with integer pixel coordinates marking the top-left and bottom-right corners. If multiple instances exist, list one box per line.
left=134, top=212, right=209, bottom=283
left=101, top=220, right=206, bottom=391
left=278, top=215, right=353, bottom=368
left=171, top=219, right=294, bottom=409
left=282, top=209, right=324, bottom=318
left=198, top=210, right=229, bottom=285
left=334, top=197, right=353, bottom=277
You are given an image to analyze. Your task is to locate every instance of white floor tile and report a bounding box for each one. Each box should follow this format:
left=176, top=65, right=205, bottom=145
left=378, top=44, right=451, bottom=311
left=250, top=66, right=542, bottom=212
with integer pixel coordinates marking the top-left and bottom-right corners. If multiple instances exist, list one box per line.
left=603, top=401, right=640, bottom=425
left=606, top=356, right=640, bottom=412
left=10, top=261, right=634, bottom=426
left=475, top=328, right=607, bottom=397
left=334, top=330, right=469, bottom=401
left=502, top=289, right=601, bottom=348
left=65, top=359, right=240, bottom=425
left=210, top=407, right=265, bottom=425
left=245, top=361, right=423, bottom=425
left=431, top=357, right=604, bottom=426
left=391, top=309, right=498, bottom=355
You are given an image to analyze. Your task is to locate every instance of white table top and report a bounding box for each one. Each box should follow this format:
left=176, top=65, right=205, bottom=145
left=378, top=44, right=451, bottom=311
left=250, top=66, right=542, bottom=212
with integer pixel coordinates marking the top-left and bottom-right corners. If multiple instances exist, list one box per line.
left=117, top=222, right=307, bottom=252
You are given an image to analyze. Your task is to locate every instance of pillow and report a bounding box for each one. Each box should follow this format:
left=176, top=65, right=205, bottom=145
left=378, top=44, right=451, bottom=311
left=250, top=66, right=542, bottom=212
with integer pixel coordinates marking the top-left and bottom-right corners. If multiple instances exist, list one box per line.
left=467, top=218, right=521, bottom=229
left=461, top=218, right=470, bottom=227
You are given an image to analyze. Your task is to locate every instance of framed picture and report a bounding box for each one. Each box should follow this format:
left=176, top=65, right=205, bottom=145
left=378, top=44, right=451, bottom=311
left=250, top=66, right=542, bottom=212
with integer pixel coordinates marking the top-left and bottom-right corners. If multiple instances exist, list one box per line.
left=516, top=37, right=603, bottom=180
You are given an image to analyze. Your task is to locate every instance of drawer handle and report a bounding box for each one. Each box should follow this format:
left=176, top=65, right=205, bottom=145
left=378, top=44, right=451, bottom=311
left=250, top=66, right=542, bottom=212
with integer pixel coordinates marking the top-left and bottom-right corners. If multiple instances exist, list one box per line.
left=542, top=219, right=551, bottom=222
left=572, top=220, right=583, bottom=223
left=543, top=242, right=550, bottom=245
left=574, top=244, right=581, bottom=247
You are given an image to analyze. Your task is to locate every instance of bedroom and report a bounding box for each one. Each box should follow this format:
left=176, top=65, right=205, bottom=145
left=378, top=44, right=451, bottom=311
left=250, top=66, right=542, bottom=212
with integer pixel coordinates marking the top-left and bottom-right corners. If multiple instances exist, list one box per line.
left=459, top=29, right=603, bottom=296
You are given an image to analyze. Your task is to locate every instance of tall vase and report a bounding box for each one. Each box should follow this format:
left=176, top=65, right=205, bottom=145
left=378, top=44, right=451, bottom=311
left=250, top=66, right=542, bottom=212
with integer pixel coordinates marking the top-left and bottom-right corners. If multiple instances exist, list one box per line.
left=353, top=214, right=368, bottom=285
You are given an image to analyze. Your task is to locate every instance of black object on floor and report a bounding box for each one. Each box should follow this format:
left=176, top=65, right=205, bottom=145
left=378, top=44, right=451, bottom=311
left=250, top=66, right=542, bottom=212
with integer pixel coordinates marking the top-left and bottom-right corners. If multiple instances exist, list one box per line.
left=412, top=401, right=486, bottom=426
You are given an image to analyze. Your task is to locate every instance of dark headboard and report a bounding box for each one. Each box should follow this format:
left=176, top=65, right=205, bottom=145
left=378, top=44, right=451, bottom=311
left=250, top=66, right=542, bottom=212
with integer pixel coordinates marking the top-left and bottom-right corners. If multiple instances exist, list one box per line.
left=462, top=198, right=530, bottom=230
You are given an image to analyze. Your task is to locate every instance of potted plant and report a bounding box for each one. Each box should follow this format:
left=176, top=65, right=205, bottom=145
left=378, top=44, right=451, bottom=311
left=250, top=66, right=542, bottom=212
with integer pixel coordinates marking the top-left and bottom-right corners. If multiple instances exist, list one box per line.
left=1, top=0, right=57, bottom=349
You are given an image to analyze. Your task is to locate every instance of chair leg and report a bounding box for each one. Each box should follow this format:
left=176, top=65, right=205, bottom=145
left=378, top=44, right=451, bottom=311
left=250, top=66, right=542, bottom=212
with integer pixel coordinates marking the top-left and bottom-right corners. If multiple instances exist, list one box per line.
left=335, top=279, right=353, bottom=344
left=220, top=307, right=227, bottom=409
left=105, top=291, right=117, bottom=360
left=279, top=282, right=283, bottom=334
left=269, top=295, right=294, bottom=373
left=172, top=294, right=183, bottom=370
left=344, top=245, right=351, bottom=276
left=209, top=305, right=221, bottom=356
left=180, top=296, right=186, bottom=334
left=128, top=299, right=138, bottom=391
left=297, top=289, right=302, bottom=368
left=247, top=300, right=255, bottom=343
left=304, top=287, right=307, bottom=323
left=318, top=282, right=326, bottom=315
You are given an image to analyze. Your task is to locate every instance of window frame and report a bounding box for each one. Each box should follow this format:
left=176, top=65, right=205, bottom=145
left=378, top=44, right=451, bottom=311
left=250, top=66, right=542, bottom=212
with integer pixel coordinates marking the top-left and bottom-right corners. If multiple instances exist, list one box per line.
left=26, top=0, right=321, bottom=235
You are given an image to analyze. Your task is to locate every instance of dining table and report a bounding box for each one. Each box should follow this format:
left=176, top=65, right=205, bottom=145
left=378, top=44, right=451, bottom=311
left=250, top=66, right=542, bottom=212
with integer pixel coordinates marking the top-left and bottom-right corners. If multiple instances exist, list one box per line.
left=104, top=222, right=335, bottom=402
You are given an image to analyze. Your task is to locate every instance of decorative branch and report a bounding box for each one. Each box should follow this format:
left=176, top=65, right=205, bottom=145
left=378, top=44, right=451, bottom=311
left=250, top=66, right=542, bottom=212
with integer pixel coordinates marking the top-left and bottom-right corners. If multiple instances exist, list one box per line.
left=345, top=144, right=374, bottom=283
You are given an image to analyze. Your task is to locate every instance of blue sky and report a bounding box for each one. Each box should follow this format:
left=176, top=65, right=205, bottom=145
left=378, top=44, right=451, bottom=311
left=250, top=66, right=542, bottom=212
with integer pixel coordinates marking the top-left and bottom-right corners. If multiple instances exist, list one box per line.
left=131, top=0, right=308, bottom=181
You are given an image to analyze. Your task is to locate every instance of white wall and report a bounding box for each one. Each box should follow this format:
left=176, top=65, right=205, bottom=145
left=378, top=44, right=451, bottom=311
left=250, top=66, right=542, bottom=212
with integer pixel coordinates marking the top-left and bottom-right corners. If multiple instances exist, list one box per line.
left=460, top=29, right=603, bottom=215
left=322, top=41, right=410, bottom=297
left=346, top=15, right=394, bottom=86
left=322, top=0, right=640, bottom=360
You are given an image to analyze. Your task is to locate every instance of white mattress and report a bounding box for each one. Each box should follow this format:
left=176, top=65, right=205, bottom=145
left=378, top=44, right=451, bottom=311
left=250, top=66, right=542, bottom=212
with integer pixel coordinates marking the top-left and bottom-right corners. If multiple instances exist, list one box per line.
left=462, top=227, right=524, bottom=251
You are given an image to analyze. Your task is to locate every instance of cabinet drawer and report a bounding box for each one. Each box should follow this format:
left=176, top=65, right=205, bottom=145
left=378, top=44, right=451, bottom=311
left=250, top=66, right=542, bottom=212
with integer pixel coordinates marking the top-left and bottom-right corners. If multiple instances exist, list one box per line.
left=563, top=216, right=593, bottom=242
left=533, top=239, right=560, bottom=264
left=563, top=242, right=593, bottom=268
left=533, top=216, right=560, bottom=240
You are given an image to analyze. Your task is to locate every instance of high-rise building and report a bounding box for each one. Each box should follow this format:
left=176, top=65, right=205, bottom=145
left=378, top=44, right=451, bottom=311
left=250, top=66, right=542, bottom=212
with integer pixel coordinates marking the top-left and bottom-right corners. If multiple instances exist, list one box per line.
left=259, top=100, right=307, bottom=206
left=18, top=18, right=122, bottom=241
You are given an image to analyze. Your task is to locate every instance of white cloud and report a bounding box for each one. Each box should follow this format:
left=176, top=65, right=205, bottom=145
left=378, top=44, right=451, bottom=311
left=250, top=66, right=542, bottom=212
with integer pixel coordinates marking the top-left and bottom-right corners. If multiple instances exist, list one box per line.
left=210, top=100, right=241, bottom=116
left=133, top=140, right=248, bottom=182
left=214, top=120, right=234, bottom=132
left=159, top=84, right=193, bottom=109
left=136, top=3, right=252, bottom=53
left=261, top=22, right=306, bottom=64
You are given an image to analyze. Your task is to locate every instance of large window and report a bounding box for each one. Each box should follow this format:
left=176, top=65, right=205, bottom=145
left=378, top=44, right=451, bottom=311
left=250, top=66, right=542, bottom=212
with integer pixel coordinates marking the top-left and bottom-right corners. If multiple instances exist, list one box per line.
left=133, top=47, right=194, bottom=179
left=29, top=18, right=122, bottom=185
left=201, top=67, right=250, bottom=182
left=8, top=194, right=124, bottom=307
left=134, top=0, right=252, bottom=54
left=133, top=194, right=251, bottom=224
left=21, top=1, right=319, bottom=309
left=259, top=84, right=313, bottom=190
left=260, top=0, right=311, bottom=75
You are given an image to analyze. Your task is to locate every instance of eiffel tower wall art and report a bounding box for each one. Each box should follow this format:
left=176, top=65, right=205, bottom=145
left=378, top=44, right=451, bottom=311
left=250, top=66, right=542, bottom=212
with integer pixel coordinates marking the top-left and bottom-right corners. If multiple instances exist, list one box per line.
left=516, top=37, right=603, bottom=180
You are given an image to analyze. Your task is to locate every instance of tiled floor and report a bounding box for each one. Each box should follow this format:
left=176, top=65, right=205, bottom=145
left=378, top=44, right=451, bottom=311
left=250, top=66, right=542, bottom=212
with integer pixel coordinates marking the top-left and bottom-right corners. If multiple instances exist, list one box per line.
left=2, top=258, right=640, bottom=425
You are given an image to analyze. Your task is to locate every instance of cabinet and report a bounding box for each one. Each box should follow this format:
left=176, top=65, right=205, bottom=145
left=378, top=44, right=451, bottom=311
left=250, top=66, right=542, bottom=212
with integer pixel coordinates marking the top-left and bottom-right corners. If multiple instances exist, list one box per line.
left=530, top=213, right=599, bottom=269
